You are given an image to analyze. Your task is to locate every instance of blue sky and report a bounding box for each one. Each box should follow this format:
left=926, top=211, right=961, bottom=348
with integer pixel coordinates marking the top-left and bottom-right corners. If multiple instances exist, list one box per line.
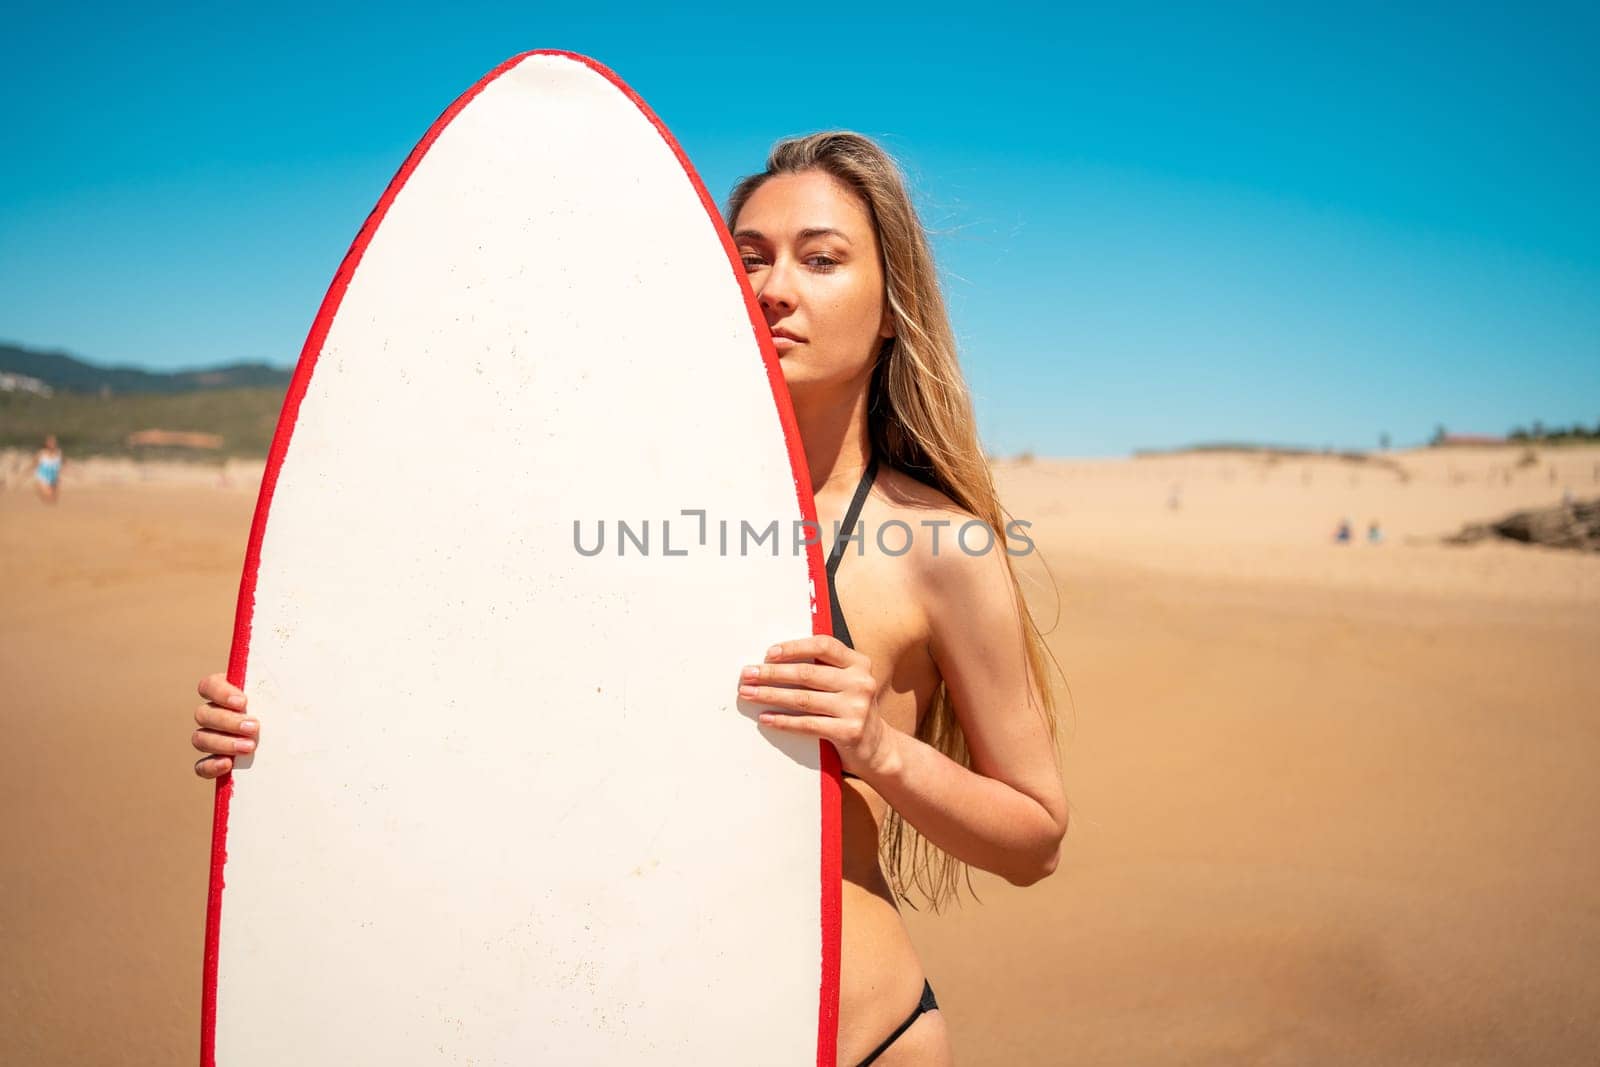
left=2, top=3, right=1595, bottom=456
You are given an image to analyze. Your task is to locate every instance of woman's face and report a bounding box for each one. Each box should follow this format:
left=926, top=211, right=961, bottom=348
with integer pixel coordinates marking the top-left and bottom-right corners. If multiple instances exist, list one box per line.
left=732, top=170, right=894, bottom=391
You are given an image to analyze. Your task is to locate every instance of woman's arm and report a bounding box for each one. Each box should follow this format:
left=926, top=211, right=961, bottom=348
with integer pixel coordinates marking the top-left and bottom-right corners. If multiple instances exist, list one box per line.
left=861, top=530, right=1068, bottom=887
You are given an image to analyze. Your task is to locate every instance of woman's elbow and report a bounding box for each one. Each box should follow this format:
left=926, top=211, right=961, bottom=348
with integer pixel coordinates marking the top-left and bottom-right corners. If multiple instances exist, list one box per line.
left=1004, top=848, right=1058, bottom=888
left=1006, top=814, right=1068, bottom=887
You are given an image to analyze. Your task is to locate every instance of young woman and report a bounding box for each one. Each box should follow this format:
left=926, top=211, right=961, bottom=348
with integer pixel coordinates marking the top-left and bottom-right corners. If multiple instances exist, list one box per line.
left=191, top=132, right=1069, bottom=1066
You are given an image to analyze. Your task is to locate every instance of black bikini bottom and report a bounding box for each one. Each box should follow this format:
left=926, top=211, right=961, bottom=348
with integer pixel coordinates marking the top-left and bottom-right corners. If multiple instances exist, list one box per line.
left=854, top=979, right=939, bottom=1066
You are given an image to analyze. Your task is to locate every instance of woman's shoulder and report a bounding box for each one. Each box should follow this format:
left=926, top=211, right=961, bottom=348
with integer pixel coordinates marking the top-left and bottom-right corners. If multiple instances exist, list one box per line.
left=874, top=465, right=1005, bottom=578
left=875, top=463, right=973, bottom=525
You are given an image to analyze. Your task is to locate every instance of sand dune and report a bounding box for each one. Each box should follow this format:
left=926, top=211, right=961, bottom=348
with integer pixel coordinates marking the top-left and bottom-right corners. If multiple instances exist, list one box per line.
left=3, top=445, right=1597, bottom=1064
left=995, top=446, right=1600, bottom=603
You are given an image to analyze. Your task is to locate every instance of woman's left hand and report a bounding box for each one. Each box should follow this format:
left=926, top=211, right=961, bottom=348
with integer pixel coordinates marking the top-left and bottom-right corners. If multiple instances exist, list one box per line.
left=738, top=635, right=893, bottom=778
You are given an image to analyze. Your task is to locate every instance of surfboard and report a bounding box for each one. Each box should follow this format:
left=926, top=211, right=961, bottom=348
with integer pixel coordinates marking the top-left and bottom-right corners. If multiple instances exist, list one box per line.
left=202, top=51, right=841, bottom=1065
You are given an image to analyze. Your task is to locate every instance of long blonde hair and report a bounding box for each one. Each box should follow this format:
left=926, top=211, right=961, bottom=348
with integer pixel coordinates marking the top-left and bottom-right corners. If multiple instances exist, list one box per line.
left=725, top=131, right=1069, bottom=912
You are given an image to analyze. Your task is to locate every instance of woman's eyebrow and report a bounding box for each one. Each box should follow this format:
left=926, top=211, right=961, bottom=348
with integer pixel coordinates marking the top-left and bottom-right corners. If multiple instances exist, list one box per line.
left=733, top=226, right=853, bottom=246
left=798, top=226, right=852, bottom=245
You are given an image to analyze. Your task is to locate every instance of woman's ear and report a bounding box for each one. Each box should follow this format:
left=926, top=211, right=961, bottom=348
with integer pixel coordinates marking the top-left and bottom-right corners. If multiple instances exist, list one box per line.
left=878, top=308, right=896, bottom=340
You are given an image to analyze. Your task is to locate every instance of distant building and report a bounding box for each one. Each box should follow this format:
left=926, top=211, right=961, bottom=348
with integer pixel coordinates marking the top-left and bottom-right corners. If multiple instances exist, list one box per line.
left=125, top=429, right=225, bottom=450
left=0, top=372, right=53, bottom=397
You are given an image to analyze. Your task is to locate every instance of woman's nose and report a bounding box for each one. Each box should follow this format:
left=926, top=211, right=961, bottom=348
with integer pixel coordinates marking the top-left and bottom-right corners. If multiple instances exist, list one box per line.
left=757, top=257, right=798, bottom=313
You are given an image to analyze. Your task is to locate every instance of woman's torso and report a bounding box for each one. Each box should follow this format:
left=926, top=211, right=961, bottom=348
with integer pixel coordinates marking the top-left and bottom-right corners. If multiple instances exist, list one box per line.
left=819, top=454, right=952, bottom=1062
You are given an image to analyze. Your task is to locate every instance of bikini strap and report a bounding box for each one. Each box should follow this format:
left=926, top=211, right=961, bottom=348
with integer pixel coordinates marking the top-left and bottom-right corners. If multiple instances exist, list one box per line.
left=826, top=451, right=880, bottom=577
left=854, top=979, right=937, bottom=1066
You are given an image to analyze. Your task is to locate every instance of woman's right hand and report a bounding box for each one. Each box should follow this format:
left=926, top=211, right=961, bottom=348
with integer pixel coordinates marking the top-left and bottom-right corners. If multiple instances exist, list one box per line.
left=192, top=672, right=259, bottom=778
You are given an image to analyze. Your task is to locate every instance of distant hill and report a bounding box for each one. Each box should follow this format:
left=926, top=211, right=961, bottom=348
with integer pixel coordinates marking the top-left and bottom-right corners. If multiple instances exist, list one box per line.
left=0, top=342, right=291, bottom=457
left=0, top=341, right=292, bottom=395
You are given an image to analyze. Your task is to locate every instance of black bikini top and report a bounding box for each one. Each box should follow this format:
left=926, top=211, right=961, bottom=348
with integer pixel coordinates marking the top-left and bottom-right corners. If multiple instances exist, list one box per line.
left=826, top=450, right=880, bottom=782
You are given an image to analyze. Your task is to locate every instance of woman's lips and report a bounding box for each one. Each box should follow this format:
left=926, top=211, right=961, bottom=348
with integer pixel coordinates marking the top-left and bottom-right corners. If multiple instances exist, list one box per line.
left=772, top=336, right=799, bottom=352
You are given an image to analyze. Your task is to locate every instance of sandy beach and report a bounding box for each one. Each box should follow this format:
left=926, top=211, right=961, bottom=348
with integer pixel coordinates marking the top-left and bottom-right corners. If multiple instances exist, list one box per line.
left=3, top=445, right=1598, bottom=1064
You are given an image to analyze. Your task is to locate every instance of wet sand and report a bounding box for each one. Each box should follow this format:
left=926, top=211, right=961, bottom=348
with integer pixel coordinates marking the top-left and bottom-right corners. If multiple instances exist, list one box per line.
left=4, top=446, right=1598, bottom=1063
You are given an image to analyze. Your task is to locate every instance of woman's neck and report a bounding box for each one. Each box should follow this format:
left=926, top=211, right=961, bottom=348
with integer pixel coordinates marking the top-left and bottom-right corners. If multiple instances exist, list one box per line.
left=791, top=390, right=873, bottom=498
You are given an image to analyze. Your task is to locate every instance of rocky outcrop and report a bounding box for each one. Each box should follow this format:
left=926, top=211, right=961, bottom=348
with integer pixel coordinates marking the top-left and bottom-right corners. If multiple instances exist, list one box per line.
left=1445, top=498, right=1600, bottom=552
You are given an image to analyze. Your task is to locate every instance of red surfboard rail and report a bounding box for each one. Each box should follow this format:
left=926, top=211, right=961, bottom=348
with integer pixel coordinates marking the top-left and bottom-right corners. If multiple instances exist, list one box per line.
left=200, top=49, right=841, bottom=1066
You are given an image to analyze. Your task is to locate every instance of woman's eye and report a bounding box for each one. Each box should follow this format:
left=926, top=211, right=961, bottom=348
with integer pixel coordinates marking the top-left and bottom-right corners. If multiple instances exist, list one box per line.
left=738, top=252, right=837, bottom=272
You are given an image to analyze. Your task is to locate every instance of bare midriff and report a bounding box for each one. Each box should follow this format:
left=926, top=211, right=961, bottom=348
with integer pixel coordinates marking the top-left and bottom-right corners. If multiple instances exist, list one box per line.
left=831, top=599, right=942, bottom=1063
left=837, top=776, right=928, bottom=1062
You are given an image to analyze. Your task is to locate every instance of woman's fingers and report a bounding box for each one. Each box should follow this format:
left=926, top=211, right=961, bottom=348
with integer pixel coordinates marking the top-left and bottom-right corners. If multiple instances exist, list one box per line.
left=740, top=659, right=844, bottom=692
left=751, top=711, right=834, bottom=736
left=194, top=755, right=234, bottom=779
left=739, top=636, right=886, bottom=774
left=192, top=727, right=256, bottom=757
left=194, top=701, right=258, bottom=737
left=197, top=672, right=246, bottom=710
left=193, top=671, right=253, bottom=778
left=738, top=634, right=877, bottom=714
left=741, top=679, right=873, bottom=723
left=765, top=634, right=864, bottom=670
left=739, top=683, right=830, bottom=715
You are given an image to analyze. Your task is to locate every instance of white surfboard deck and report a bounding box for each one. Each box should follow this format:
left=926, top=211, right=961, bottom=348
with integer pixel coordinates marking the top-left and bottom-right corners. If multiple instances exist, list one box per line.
left=202, top=51, right=841, bottom=1065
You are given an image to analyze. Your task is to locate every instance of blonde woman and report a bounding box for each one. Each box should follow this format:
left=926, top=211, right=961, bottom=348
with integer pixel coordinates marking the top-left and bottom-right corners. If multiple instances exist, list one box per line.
left=192, top=132, right=1069, bottom=1065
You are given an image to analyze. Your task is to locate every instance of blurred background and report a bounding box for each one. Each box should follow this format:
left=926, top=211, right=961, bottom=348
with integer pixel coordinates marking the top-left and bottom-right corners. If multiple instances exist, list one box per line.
left=3, top=5, right=1596, bottom=1064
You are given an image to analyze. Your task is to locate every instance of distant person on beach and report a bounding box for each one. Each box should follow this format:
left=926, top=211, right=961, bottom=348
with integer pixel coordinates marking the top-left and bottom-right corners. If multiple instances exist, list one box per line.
left=1334, top=517, right=1352, bottom=544
left=1367, top=520, right=1383, bottom=545
left=32, top=435, right=63, bottom=503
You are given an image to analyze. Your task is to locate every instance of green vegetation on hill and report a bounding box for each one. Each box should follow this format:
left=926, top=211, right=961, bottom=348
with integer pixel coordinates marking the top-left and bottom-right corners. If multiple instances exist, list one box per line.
left=0, top=341, right=292, bottom=395
left=0, top=387, right=286, bottom=458
left=1506, top=421, right=1600, bottom=444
